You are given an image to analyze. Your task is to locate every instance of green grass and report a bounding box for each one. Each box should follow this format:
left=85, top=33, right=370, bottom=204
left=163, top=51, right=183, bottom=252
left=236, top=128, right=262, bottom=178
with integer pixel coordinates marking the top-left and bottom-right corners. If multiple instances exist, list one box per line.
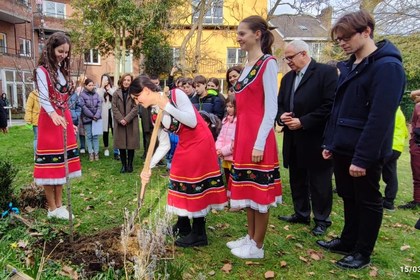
left=0, top=125, right=419, bottom=279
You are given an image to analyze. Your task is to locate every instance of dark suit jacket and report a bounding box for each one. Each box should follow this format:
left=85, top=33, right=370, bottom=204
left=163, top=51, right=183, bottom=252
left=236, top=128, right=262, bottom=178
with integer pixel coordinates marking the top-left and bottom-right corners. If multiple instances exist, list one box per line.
left=278, top=59, right=337, bottom=169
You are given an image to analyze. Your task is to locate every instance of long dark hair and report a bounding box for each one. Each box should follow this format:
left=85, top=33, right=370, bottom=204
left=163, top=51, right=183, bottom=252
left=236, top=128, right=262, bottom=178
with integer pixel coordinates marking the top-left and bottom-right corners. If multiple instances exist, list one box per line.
left=128, top=75, right=160, bottom=97
left=100, top=74, right=113, bottom=102
left=240, top=15, right=274, bottom=55
left=35, top=32, right=71, bottom=87
left=226, top=65, right=243, bottom=89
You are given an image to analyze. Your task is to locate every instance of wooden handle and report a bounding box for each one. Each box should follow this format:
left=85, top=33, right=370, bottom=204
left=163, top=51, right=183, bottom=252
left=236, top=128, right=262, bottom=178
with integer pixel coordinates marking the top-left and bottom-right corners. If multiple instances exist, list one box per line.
left=139, top=109, right=164, bottom=201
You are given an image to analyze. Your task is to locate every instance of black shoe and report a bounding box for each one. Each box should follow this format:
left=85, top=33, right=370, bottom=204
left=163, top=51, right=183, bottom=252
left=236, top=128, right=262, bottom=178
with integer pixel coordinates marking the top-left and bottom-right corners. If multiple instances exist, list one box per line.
left=415, top=218, right=420, bottom=230
left=278, top=214, right=310, bottom=225
left=316, top=238, right=352, bottom=255
left=383, top=200, right=395, bottom=211
left=120, top=165, right=127, bottom=173
left=398, top=201, right=420, bottom=210
left=126, top=165, right=133, bottom=173
left=175, top=232, right=208, bottom=247
left=312, top=224, right=328, bottom=236
left=336, top=252, right=370, bottom=269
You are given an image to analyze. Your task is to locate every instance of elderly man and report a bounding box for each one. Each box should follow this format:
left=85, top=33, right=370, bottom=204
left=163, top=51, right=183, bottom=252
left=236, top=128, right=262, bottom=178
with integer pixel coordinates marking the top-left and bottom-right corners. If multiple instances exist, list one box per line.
left=318, top=10, right=406, bottom=269
left=277, top=40, right=337, bottom=236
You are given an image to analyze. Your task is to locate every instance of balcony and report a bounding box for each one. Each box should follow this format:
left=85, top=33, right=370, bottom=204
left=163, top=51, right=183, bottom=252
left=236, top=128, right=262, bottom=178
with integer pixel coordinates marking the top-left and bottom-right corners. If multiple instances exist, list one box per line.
left=0, top=0, right=32, bottom=24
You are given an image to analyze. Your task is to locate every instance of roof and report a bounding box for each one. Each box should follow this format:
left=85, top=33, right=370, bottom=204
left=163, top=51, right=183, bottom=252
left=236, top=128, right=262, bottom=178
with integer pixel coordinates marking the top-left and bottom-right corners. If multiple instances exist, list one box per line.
left=269, top=14, right=328, bottom=40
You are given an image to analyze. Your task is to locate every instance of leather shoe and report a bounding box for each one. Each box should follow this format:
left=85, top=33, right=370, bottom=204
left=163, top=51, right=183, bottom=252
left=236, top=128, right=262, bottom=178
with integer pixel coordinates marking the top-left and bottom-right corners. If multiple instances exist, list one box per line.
left=312, top=224, right=327, bottom=236
left=336, top=252, right=370, bottom=269
left=316, top=238, right=352, bottom=255
left=278, top=214, right=310, bottom=225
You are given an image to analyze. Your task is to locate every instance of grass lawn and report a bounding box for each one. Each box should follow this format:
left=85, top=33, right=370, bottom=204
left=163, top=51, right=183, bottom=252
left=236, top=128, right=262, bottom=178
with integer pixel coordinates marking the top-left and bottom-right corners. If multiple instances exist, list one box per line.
left=0, top=124, right=419, bottom=280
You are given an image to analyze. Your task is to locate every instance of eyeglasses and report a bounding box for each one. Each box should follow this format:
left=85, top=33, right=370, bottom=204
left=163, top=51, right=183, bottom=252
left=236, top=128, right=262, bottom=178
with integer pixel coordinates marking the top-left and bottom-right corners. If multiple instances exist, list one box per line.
left=282, top=51, right=304, bottom=62
left=334, top=32, right=358, bottom=43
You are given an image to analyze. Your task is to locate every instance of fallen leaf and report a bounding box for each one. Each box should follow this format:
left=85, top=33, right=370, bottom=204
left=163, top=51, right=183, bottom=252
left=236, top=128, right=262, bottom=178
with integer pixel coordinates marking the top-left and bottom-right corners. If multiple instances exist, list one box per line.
left=307, top=272, right=315, bottom=276
left=211, top=209, right=217, bottom=214
left=59, top=265, right=78, bottom=280
left=349, top=274, right=359, bottom=278
left=329, top=270, right=336, bottom=274
left=310, top=253, right=321, bottom=261
left=285, top=234, right=294, bottom=240
left=85, top=205, right=94, bottom=210
left=208, top=226, right=216, bottom=231
left=18, top=240, right=28, bottom=248
left=295, top=243, right=304, bottom=249
left=400, top=245, right=410, bottom=251
left=299, top=256, right=309, bottom=263
left=283, top=225, right=290, bottom=231
left=369, top=266, right=378, bottom=277
left=208, top=270, right=216, bottom=276
left=307, top=249, right=323, bottom=261
left=269, top=224, right=276, bottom=229
left=264, top=270, right=275, bottom=279
left=25, top=206, right=35, bottom=213
left=107, top=201, right=113, bottom=205
left=221, top=263, right=232, bottom=273
left=245, top=261, right=260, bottom=265
left=280, top=261, right=287, bottom=267
left=108, top=190, right=113, bottom=194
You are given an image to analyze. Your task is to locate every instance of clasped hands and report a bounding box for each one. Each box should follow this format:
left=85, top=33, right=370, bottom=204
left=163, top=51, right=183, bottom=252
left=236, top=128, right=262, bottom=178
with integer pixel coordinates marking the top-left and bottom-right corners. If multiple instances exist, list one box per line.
left=280, top=112, right=302, bottom=130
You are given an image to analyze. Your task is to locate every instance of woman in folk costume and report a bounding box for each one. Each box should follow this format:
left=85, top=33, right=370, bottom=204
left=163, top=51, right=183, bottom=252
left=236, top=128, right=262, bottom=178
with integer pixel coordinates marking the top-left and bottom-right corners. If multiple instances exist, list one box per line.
left=34, top=32, right=81, bottom=220
left=226, top=15, right=282, bottom=259
left=129, top=75, right=227, bottom=248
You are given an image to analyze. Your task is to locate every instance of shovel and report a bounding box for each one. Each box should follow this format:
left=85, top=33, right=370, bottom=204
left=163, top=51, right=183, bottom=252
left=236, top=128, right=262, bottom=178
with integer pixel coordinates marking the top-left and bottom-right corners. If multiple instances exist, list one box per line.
left=129, top=109, right=164, bottom=229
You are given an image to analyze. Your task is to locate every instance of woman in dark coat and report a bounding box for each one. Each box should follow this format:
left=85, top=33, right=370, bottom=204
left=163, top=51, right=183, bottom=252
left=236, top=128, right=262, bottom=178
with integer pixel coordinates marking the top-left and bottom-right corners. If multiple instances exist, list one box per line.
left=111, top=73, right=140, bottom=173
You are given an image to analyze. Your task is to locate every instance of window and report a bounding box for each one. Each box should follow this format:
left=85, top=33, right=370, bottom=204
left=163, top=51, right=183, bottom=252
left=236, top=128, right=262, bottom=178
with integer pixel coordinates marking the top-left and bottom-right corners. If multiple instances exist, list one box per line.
left=84, top=49, right=100, bottom=65
left=19, top=38, right=31, bottom=57
left=192, top=0, right=223, bottom=25
left=0, top=33, right=6, bottom=54
left=1, top=69, right=34, bottom=110
left=227, top=48, right=246, bottom=68
left=308, top=42, right=322, bottom=61
left=43, top=1, right=66, bottom=19
left=172, top=47, right=180, bottom=66
left=122, top=50, right=133, bottom=73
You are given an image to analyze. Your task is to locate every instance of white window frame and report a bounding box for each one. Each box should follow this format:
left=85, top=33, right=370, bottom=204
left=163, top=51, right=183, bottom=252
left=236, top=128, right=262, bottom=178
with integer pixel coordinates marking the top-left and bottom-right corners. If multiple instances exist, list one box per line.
left=43, top=1, right=66, bottom=19
left=19, top=38, right=32, bottom=57
left=227, top=48, right=246, bottom=68
left=172, top=47, right=180, bottom=66
left=1, top=69, right=34, bottom=109
left=121, top=50, right=133, bottom=73
left=0, top=33, right=7, bottom=54
left=84, top=49, right=100, bottom=65
left=192, top=0, right=223, bottom=25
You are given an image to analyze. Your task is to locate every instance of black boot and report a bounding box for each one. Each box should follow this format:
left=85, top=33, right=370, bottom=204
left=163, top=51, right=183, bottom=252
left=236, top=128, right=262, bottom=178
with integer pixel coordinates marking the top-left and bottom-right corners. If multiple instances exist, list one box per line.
left=120, top=149, right=127, bottom=173
left=175, top=217, right=208, bottom=247
left=127, top=149, right=134, bottom=173
left=172, top=216, right=191, bottom=237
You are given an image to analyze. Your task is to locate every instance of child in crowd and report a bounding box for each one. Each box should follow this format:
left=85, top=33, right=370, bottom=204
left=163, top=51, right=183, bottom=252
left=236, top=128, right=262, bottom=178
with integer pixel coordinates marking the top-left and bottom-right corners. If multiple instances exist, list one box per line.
left=181, top=78, right=196, bottom=99
left=79, top=78, right=102, bottom=161
left=191, top=75, right=224, bottom=120
left=215, top=94, right=237, bottom=189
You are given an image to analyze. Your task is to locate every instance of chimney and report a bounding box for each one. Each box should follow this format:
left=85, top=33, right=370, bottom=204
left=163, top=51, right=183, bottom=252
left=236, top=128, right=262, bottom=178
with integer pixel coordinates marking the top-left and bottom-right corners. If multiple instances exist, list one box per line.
left=317, top=6, right=333, bottom=31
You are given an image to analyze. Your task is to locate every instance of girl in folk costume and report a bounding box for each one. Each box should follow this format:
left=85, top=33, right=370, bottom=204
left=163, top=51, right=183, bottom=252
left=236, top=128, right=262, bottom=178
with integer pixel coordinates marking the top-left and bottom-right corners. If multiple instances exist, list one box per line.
left=226, top=15, right=282, bottom=259
left=34, top=32, right=81, bottom=220
left=129, top=75, right=227, bottom=248
left=215, top=94, right=237, bottom=189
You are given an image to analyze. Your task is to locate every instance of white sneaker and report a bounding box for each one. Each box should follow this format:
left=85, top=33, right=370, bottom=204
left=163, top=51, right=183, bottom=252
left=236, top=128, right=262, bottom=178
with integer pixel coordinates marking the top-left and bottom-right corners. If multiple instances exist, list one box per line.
left=80, top=148, right=86, bottom=154
left=104, top=149, right=110, bottom=156
left=47, top=208, right=59, bottom=219
left=54, top=206, right=74, bottom=220
left=226, top=234, right=251, bottom=249
left=231, top=239, right=264, bottom=259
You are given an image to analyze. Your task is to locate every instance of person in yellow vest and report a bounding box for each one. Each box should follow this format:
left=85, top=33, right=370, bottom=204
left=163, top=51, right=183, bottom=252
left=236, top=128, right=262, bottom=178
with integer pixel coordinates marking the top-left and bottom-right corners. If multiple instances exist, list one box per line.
left=24, top=90, right=40, bottom=157
left=382, top=107, right=408, bottom=210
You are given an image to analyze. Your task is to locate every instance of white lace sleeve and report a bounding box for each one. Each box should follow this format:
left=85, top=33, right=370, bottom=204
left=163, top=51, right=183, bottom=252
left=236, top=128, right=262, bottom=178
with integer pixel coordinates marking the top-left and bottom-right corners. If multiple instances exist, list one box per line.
left=254, top=59, right=278, bottom=151
left=164, top=88, right=197, bottom=128
left=36, top=68, right=55, bottom=113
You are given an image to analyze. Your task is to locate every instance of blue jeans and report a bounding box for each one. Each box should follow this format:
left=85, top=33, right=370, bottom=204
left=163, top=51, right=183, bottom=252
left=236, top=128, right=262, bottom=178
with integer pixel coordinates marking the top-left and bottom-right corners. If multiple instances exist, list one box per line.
left=84, top=123, right=99, bottom=154
left=33, top=125, right=38, bottom=156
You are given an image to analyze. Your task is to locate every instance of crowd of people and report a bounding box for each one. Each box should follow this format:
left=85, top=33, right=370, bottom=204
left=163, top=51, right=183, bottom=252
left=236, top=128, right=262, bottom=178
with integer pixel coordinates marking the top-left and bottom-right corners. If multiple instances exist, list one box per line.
left=1, top=9, right=419, bottom=269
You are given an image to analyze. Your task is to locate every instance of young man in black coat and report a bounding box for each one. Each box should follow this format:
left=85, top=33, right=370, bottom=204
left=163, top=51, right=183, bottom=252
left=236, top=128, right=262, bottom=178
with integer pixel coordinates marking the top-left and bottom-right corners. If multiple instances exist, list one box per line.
left=0, top=101, right=8, bottom=133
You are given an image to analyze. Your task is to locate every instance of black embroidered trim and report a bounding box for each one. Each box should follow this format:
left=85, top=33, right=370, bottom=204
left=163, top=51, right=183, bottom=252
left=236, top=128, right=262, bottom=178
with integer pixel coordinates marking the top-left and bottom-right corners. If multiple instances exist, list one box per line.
left=35, top=148, right=80, bottom=164
left=169, top=175, right=224, bottom=194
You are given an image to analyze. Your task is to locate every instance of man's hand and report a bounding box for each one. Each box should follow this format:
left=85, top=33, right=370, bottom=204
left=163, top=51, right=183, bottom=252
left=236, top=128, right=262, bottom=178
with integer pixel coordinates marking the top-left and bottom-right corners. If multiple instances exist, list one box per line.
left=73, top=125, right=78, bottom=135
left=252, top=148, right=263, bottom=163
left=322, top=149, right=333, bottom=160
left=281, top=112, right=302, bottom=130
left=349, top=164, right=366, bottom=177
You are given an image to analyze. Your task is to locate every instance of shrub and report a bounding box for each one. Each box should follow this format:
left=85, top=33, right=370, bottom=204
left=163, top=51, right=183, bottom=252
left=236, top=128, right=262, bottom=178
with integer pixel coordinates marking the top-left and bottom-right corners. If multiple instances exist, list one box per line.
left=0, top=160, right=18, bottom=212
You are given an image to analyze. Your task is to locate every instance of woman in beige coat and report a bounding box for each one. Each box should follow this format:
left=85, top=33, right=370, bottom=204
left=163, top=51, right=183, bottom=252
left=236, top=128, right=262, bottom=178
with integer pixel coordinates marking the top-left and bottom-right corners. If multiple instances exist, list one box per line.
left=111, top=73, right=140, bottom=173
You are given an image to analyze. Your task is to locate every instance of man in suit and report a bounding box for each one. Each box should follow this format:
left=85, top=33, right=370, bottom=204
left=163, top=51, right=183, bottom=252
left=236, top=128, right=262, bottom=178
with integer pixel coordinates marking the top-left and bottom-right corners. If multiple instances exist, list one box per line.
left=277, top=40, right=337, bottom=236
